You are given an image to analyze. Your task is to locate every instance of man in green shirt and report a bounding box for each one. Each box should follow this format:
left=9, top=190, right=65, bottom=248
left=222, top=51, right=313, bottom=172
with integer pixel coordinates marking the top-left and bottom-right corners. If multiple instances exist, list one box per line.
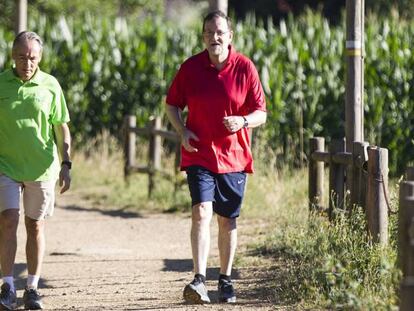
left=0, top=31, right=71, bottom=310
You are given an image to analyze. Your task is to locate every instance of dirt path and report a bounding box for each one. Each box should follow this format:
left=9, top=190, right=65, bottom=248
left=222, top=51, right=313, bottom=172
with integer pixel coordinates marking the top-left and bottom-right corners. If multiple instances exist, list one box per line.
left=12, top=192, right=286, bottom=310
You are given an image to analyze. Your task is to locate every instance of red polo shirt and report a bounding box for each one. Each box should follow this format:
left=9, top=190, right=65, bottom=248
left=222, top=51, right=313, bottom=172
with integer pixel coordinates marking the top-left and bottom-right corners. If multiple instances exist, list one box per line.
left=166, top=46, right=266, bottom=174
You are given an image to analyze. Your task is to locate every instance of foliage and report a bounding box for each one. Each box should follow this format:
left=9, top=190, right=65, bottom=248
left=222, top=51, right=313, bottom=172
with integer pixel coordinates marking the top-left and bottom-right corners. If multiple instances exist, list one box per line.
left=255, top=206, right=400, bottom=309
left=70, top=132, right=190, bottom=211
left=0, top=11, right=413, bottom=174
left=229, top=0, right=414, bottom=23
left=0, top=0, right=164, bottom=31
left=365, top=0, right=414, bottom=19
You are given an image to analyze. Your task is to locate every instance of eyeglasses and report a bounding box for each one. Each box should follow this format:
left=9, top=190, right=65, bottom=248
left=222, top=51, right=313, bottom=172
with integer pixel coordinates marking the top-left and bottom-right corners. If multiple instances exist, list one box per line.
left=202, top=30, right=230, bottom=38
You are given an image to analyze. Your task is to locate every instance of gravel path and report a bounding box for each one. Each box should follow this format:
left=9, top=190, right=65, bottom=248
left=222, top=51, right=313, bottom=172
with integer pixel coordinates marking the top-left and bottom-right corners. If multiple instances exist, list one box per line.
left=11, top=193, right=284, bottom=310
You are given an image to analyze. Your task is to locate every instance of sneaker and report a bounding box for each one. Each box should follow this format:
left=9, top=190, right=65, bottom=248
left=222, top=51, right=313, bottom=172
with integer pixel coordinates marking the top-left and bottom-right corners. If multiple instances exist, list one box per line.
left=23, top=287, right=43, bottom=310
left=0, top=283, right=17, bottom=310
left=183, top=278, right=210, bottom=304
left=218, top=278, right=236, bottom=303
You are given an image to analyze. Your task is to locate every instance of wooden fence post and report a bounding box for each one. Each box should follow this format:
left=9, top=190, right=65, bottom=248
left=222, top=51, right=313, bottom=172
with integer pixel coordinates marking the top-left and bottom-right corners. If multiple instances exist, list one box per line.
left=351, top=141, right=368, bottom=209
left=366, top=146, right=388, bottom=244
left=399, top=178, right=414, bottom=310
left=309, top=137, right=325, bottom=211
left=124, top=115, right=136, bottom=179
left=329, top=138, right=346, bottom=219
left=148, top=117, right=162, bottom=198
left=406, top=167, right=414, bottom=181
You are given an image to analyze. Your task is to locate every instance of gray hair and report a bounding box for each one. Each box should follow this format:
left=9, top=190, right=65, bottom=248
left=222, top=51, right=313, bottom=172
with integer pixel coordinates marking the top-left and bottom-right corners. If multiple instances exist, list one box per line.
left=12, top=31, right=44, bottom=53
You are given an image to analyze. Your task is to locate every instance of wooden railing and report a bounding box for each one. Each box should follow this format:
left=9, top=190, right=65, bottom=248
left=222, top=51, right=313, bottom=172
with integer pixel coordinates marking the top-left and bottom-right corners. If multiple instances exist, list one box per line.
left=123, top=115, right=181, bottom=198
left=309, top=137, right=389, bottom=244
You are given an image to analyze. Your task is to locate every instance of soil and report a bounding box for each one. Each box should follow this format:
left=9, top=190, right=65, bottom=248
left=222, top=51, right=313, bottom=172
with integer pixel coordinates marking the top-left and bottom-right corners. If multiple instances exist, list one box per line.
left=11, top=192, right=292, bottom=310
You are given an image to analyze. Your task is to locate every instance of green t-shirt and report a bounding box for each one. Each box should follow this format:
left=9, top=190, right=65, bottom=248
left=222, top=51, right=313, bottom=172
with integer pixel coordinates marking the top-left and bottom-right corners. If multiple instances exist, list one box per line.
left=0, top=68, right=70, bottom=181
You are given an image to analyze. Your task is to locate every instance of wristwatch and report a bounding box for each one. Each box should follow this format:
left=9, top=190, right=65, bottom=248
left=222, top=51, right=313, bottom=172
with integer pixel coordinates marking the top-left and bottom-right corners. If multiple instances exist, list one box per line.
left=61, top=161, right=72, bottom=169
left=242, top=116, right=249, bottom=128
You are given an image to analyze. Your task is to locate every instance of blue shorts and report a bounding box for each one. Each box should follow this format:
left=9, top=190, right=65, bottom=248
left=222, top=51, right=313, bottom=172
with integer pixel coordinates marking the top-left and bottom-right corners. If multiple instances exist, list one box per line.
left=186, top=166, right=247, bottom=219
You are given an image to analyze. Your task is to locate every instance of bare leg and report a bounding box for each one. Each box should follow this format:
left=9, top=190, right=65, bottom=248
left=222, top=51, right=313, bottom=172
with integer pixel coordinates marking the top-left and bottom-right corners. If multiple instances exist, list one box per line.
left=191, top=202, right=213, bottom=276
left=217, top=215, right=237, bottom=276
left=0, top=210, right=20, bottom=277
left=25, top=216, right=45, bottom=276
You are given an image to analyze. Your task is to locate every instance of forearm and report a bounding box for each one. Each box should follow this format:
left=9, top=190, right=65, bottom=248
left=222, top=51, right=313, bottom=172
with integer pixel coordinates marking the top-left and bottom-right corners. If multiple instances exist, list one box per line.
left=165, top=104, right=186, bottom=135
left=244, top=110, right=267, bottom=128
left=54, top=123, right=71, bottom=161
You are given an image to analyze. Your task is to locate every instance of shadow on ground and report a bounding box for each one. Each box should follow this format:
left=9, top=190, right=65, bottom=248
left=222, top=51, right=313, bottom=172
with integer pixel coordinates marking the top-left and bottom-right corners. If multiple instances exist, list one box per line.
left=63, top=204, right=142, bottom=218
left=162, top=259, right=240, bottom=278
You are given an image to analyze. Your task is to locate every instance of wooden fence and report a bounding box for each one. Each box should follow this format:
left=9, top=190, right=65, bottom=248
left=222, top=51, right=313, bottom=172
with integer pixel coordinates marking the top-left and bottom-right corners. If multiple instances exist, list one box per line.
left=309, top=137, right=389, bottom=244
left=399, top=167, right=414, bottom=310
left=123, top=115, right=181, bottom=198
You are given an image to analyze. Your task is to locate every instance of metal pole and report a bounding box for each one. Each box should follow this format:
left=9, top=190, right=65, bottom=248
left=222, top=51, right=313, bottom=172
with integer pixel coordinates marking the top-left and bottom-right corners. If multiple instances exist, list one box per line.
left=15, top=0, right=28, bottom=35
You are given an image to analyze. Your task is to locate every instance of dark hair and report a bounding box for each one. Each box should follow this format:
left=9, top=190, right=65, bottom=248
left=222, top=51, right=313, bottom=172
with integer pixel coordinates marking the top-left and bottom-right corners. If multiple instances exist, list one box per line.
left=202, top=10, right=232, bottom=32
left=12, top=31, right=43, bottom=53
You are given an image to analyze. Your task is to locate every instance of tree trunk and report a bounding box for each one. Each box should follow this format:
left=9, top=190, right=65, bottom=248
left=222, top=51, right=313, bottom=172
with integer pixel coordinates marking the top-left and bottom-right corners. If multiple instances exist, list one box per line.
left=164, top=0, right=174, bottom=20
left=208, top=0, right=228, bottom=14
left=15, top=0, right=27, bottom=35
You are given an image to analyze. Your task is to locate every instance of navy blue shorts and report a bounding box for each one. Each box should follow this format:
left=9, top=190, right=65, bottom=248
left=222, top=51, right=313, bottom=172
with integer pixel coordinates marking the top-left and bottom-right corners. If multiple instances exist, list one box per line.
left=186, top=166, right=247, bottom=219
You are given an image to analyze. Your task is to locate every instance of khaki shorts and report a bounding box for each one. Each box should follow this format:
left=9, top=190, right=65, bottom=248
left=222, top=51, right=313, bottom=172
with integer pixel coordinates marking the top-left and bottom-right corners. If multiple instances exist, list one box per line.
left=0, top=173, right=56, bottom=220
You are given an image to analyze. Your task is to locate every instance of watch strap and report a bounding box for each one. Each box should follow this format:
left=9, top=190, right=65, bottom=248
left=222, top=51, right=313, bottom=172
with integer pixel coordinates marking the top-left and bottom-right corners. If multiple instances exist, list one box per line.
left=61, top=161, right=72, bottom=169
left=242, top=116, right=249, bottom=128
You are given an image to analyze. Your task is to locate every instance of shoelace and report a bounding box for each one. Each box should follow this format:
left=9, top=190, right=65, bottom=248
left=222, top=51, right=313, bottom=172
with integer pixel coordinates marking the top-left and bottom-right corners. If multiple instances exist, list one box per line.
left=191, top=278, right=204, bottom=286
left=26, top=288, right=40, bottom=300
left=220, top=281, right=234, bottom=294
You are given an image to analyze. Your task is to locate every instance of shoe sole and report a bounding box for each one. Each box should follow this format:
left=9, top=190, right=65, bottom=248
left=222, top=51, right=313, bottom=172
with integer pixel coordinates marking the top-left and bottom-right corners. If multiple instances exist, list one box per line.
left=24, top=303, right=43, bottom=310
left=0, top=302, right=17, bottom=311
left=183, top=285, right=210, bottom=304
left=219, top=296, right=237, bottom=303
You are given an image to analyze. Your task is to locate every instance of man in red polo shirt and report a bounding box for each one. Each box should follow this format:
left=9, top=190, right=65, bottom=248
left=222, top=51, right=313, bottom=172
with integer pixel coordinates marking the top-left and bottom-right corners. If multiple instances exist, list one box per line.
left=166, top=10, right=266, bottom=304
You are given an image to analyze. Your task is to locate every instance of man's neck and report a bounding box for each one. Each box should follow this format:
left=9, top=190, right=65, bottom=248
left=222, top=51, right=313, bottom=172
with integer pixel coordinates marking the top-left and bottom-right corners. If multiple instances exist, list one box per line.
left=209, top=51, right=229, bottom=70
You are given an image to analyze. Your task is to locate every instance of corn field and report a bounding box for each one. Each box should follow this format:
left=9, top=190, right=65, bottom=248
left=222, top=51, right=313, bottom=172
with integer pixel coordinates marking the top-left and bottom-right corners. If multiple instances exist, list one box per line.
left=0, top=11, right=412, bottom=174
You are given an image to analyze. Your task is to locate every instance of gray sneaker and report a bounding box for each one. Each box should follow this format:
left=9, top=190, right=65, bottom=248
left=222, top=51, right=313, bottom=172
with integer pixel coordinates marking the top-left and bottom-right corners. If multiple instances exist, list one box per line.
left=183, top=278, right=210, bottom=304
left=0, top=283, right=17, bottom=310
left=218, top=279, right=236, bottom=303
left=23, top=287, right=43, bottom=310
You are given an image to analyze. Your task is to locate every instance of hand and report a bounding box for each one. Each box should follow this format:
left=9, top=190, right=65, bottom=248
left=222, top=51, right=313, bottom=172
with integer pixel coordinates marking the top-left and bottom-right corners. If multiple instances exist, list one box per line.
left=223, top=116, right=244, bottom=133
left=59, top=165, right=71, bottom=194
left=181, top=128, right=199, bottom=152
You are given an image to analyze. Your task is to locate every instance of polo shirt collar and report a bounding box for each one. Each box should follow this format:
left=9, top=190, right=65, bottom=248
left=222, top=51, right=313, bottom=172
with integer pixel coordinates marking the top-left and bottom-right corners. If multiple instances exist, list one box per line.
left=8, top=66, right=42, bottom=85
left=29, top=68, right=42, bottom=85
left=203, top=45, right=236, bottom=68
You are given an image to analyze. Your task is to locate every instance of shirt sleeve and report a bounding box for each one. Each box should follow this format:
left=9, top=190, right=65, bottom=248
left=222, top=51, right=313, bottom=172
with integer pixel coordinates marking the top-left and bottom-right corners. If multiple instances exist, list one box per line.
left=245, top=60, right=266, bottom=113
left=50, top=84, right=70, bottom=125
left=166, top=64, right=187, bottom=110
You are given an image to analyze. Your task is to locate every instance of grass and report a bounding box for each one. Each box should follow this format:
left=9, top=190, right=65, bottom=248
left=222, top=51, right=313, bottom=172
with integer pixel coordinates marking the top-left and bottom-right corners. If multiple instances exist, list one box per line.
left=70, top=134, right=401, bottom=309
left=71, top=132, right=190, bottom=212
left=243, top=165, right=401, bottom=310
